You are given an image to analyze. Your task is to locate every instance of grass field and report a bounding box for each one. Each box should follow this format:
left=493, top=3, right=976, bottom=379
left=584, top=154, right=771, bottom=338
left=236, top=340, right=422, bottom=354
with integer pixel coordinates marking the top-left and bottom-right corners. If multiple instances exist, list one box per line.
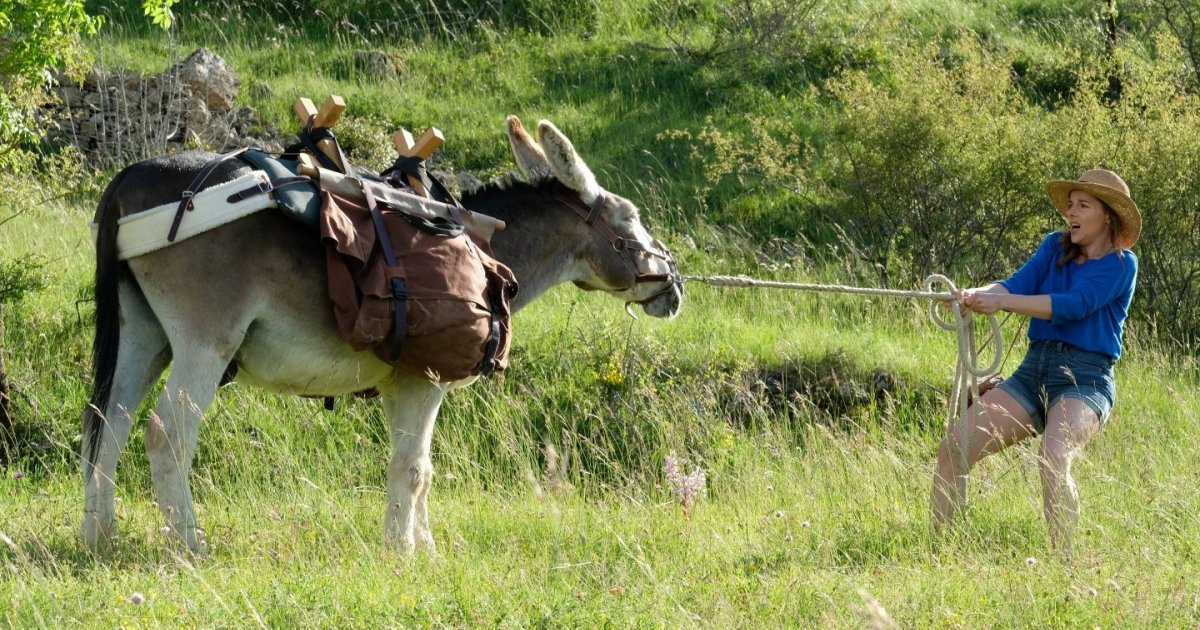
left=3, top=0, right=1200, bottom=626
left=2, top=178, right=1198, bottom=627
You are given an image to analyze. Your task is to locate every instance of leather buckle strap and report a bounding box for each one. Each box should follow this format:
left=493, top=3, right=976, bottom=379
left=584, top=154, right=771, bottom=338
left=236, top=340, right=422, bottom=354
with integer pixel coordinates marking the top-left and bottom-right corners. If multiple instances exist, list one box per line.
left=224, top=175, right=312, bottom=204
left=363, top=184, right=408, bottom=362
left=168, top=147, right=251, bottom=242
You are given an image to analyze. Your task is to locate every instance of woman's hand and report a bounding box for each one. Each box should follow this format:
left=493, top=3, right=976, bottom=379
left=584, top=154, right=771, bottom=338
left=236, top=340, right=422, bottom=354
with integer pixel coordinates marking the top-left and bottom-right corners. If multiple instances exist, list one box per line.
left=959, top=288, right=1007, bottom=315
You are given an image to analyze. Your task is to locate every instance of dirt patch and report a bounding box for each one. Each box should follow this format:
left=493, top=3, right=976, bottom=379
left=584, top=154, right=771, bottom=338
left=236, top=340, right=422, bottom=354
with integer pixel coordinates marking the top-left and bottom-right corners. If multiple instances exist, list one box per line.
left=718, top=350, right=943, bottom=427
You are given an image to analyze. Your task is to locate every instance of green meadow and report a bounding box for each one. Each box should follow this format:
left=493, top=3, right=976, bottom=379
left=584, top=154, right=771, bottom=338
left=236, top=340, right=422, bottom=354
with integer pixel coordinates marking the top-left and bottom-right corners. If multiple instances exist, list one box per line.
left=2, top=0, right=1198, bottom=626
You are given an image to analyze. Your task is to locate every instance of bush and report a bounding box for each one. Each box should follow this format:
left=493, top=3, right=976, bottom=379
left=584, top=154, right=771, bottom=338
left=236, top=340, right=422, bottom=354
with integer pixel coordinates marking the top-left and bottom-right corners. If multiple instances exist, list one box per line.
left=815, top=37, right=1061, bottom=283
left=1091, top=33, right=1200, bottom=349
left=816, top=32, right=1200, bottom=346
left=666, top=31, right=1200, bottom=347
left=647, top=0, right=820, bottom=74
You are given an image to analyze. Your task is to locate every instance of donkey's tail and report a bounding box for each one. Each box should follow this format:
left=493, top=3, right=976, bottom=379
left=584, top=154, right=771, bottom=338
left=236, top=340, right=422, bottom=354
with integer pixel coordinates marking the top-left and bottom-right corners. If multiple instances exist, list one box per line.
left=82, top=166, right=131, bottom=479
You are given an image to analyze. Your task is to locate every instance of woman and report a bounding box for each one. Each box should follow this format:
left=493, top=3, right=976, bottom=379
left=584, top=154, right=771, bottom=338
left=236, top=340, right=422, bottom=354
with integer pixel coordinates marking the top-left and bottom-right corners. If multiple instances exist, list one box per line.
left=931, top=168, right=1140, bottom=552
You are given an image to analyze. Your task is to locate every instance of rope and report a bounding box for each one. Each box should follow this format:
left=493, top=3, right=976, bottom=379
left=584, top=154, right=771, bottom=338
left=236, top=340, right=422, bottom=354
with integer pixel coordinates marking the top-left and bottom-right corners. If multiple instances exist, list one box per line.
left=680, top=272, right=1004, bottom=504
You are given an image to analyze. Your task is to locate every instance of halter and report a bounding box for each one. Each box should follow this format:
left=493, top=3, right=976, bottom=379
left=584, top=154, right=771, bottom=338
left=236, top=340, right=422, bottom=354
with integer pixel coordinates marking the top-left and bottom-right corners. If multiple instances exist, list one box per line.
left=554, top=192, right=679, bottom=286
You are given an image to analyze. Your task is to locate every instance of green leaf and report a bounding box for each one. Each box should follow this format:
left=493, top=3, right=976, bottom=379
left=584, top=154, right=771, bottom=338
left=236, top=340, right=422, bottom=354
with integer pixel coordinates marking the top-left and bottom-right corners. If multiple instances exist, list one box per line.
left=142, top=0, right=180, bottom=31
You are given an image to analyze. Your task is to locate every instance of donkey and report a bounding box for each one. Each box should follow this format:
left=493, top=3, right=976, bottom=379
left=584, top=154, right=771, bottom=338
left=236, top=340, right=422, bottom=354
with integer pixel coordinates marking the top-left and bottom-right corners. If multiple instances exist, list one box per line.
left=82, top=116, right=683, bottom=554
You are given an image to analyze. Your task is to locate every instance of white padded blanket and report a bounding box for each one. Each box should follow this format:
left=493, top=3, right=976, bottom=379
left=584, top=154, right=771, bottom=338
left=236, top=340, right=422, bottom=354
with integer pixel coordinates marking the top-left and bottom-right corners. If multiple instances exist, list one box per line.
left=90, top=171, right=276, bottom=260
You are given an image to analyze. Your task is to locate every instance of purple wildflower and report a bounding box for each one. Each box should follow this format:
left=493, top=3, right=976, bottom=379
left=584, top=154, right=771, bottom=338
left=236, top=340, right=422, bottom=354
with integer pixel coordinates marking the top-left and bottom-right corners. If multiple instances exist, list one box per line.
left=664, top=452, right=707, bottom=516
left=130, top=593, right=145, bottom=605
left=14, top=471, right=26, bottom=479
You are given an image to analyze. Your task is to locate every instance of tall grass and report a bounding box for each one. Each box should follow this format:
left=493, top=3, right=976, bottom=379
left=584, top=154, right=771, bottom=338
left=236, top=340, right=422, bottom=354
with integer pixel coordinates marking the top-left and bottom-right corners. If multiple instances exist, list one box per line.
left=3, top=167, right=1198, bottom=625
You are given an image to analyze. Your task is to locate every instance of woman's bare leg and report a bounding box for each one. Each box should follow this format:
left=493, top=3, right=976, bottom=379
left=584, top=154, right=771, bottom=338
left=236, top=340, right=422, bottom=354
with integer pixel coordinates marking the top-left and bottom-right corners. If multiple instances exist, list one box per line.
left=1039, top=397, right=1101, bottom=555
left=932, top=388, right=1038, bottom=532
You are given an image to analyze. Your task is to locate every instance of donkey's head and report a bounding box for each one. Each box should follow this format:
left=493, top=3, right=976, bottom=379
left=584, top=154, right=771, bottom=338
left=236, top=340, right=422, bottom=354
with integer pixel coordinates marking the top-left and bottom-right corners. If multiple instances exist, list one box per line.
left=506, top=116, right=683, bottom=319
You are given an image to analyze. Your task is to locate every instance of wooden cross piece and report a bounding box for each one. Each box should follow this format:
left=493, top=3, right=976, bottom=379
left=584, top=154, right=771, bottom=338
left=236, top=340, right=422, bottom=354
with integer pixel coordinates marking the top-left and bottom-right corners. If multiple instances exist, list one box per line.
left=293, top=94, right=347, bottom=172
left=392, top=127, right=444, bottom=197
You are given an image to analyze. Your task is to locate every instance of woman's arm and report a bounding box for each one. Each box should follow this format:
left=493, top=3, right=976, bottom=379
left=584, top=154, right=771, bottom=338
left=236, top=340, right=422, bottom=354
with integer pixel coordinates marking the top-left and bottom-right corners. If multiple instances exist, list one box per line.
left=959, top=283, right=1053, bottom=320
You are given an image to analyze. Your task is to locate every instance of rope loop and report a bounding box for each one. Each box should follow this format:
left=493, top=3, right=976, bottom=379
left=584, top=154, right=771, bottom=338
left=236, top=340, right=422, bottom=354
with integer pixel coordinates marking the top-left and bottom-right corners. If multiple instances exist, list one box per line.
left=923, top=273, right=960, bottom=332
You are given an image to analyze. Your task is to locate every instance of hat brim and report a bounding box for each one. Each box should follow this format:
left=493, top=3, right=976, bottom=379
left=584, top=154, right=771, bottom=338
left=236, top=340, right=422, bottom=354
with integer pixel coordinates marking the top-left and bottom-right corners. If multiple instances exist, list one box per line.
left=1045, top=180, right=1142, bottom=249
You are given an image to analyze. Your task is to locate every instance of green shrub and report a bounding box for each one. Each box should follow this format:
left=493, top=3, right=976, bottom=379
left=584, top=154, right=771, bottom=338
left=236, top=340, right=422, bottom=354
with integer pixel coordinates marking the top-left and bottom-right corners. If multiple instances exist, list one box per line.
left=816, top=32, right=1200, bottom=345
left=1090, top=33, right=1200, bottom=348
left=815, top=36, right=1059, bottom=282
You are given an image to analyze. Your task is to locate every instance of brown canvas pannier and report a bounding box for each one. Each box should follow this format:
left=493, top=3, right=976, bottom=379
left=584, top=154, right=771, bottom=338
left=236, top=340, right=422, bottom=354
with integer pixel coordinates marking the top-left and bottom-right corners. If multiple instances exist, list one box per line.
left=319, top=189, right=517, bottom=382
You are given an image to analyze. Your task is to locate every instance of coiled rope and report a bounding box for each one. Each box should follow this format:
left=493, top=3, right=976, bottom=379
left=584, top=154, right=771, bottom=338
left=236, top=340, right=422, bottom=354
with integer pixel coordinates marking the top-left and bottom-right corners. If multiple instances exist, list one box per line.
left=679, top=273, right=1003, bottom=495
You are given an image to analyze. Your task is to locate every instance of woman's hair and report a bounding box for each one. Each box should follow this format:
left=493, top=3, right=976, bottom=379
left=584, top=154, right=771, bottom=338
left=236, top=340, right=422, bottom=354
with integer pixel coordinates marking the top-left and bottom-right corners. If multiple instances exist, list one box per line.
left=1057, top=200, right=1124, bottom=267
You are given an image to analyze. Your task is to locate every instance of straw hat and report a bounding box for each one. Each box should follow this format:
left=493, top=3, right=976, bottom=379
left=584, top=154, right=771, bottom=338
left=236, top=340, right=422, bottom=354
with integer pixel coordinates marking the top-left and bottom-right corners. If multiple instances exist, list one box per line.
left=1045, top=168, right=1141, bottom=249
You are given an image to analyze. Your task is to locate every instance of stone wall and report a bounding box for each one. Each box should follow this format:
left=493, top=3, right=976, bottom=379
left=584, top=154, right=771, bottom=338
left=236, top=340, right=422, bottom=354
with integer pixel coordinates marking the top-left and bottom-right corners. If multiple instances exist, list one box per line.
left=42, top=48, right=283, bottom=165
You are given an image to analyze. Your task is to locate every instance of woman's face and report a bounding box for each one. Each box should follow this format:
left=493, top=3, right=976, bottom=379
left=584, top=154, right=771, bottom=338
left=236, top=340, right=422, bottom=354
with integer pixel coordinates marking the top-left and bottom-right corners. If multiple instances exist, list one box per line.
left=1066, top=190, right=1112, bottom=250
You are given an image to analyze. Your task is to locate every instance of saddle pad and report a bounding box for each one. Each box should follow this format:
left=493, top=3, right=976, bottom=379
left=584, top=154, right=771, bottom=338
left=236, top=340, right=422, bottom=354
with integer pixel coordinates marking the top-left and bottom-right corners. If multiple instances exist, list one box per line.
left=89, top=171, right=277, bottom=260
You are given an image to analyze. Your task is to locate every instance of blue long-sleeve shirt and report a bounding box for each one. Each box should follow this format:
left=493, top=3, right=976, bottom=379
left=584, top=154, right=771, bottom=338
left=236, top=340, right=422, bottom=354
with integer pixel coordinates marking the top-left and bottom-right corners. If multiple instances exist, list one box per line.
left=998, top=231, right=1137, bottom=360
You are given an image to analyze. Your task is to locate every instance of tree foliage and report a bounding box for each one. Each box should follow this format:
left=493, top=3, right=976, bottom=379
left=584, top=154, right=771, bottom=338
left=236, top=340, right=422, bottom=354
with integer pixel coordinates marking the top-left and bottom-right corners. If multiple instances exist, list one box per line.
left=0, top=1, right=101, bottom=172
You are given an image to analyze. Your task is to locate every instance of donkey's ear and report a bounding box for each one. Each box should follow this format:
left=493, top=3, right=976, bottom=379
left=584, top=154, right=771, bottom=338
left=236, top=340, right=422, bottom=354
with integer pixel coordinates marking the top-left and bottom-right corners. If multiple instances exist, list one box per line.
left=537, top=120, right=602, bottom=205
left=506, top=115, right=552, bottom=182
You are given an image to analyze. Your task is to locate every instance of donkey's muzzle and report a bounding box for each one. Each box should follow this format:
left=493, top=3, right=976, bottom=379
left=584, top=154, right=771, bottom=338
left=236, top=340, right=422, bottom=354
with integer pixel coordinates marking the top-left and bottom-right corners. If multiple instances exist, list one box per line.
left=639, top=280, right=683, bottom=319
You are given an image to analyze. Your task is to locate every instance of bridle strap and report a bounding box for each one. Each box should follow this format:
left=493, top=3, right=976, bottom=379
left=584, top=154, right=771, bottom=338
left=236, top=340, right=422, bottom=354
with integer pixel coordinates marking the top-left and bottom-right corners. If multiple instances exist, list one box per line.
left=585, top=194, right=605, bottom=225
left=554, top=192, right=676, bottom=284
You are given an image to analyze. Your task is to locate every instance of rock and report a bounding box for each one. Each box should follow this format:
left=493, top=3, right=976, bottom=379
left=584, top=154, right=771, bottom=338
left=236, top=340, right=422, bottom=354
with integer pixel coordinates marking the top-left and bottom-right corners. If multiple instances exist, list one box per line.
left=38, top=48, right=290, bottom=164
left=83, top=91, right=107, bottom=111
left=353, top=49, right=403, bottom=80
left=56, top=86, right=82, bottom=108
left=168, top=47, right=239, bottom=112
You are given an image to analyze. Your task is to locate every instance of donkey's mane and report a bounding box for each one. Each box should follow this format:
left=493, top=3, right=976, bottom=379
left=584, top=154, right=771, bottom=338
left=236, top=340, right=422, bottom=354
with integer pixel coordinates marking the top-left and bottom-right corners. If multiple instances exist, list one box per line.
left=459, top=176, right=577, bottom=226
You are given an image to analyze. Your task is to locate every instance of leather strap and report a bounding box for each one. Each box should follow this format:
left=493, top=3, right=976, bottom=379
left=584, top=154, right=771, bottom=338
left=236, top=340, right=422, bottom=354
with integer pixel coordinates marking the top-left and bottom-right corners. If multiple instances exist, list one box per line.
left=301, top=114, right=351, bottom=174
left=554, top=193, right=676, bottom=285
left=168, top=147, right=251, bottom=242
left=362, top=184, right=408, bottom=362
left=477, top=276, right=504, bottom=376
left=224, top=175, right=312, bottom=204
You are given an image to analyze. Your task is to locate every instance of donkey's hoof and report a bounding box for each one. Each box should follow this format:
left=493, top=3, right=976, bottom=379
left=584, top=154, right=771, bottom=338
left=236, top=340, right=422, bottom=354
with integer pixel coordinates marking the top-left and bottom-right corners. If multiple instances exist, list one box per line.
left=81, top=513, right=117, bottom=551
left=384, top=530, right=417, bottom=555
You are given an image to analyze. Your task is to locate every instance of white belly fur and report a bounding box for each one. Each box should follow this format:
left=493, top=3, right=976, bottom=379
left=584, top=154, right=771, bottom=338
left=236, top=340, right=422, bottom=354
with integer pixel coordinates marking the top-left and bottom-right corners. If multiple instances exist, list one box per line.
left=232, top=322, right=395, bottom=396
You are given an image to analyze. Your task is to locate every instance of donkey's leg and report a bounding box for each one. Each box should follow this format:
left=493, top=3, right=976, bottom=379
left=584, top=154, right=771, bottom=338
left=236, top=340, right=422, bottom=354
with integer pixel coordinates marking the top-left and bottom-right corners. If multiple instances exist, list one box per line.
left=82, top=283, right=169, bottom=549
left=382, top=377, right=446, bottom=553
left=144, top=343, right=233, bottom=554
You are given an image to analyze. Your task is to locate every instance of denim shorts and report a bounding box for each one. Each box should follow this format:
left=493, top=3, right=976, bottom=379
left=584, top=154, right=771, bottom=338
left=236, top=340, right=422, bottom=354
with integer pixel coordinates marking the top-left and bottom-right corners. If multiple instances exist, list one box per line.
left=994, top=339, right=1117, bottom=433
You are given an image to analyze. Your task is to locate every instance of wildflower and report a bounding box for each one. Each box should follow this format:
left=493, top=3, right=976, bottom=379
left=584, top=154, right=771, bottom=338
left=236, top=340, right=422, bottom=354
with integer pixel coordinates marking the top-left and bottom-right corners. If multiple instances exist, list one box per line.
left=773, top=510, right=784, bottom=518
left=14, top=471, right=25, bottom=479
left=800, top=521, right=811, bottom=528
left=1087, top=587, right=1098, bottom=597
left=160, top=526, right=172, bottom=535
left=1025, top=557, right=1037, bottom=567
left=663, top=452, right=707, bottom=517
left=130, top=593, right=145, bottom=605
